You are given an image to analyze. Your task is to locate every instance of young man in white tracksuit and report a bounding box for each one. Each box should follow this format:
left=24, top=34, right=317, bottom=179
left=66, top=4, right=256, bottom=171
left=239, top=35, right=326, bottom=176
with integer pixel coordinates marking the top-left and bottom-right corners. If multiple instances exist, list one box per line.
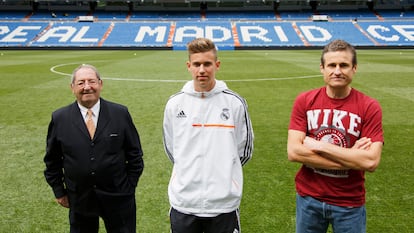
left=163, top=38, right=254, bottom=233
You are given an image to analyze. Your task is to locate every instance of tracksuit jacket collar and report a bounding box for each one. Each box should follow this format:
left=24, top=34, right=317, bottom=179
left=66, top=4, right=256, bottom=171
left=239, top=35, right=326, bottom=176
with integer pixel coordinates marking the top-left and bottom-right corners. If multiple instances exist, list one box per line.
left=182, top=80, right=228, bottom=98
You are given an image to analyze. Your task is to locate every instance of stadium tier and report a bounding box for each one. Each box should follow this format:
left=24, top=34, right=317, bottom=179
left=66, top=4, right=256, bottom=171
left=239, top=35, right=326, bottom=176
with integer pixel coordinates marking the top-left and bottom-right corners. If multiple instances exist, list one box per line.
left=1, top=9, right=413, bottom=49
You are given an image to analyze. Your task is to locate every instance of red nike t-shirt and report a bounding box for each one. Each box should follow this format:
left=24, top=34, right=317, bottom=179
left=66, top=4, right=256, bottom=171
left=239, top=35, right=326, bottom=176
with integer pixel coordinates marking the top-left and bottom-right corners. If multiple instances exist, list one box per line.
left=289, top=87, right=384, bottom=207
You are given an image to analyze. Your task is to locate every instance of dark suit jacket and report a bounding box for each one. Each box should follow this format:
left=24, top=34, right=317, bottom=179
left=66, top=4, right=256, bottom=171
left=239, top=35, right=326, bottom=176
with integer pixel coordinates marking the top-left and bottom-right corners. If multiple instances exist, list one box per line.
left=44, top=98, right=144, bottom=215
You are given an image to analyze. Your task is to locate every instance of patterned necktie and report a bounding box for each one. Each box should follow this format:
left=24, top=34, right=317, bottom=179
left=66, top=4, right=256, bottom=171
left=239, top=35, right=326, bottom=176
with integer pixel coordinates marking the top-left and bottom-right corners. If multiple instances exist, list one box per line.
left=86, top=109, right=95, bottom=139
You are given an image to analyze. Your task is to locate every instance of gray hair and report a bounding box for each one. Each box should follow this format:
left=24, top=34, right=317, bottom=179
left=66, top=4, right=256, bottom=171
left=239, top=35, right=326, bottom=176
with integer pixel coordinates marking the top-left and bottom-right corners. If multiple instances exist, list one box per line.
left=71, top=64, right=101, bottom=84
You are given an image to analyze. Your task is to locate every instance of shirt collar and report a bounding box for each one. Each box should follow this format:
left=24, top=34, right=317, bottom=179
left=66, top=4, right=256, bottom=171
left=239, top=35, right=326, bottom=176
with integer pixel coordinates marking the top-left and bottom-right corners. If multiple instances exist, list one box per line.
left=78, top=99, right=101, bottom=119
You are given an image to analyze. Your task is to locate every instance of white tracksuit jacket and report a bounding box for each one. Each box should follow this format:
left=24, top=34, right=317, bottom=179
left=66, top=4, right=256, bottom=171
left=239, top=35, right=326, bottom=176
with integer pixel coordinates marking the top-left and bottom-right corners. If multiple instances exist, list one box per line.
left=163, top=80, right=254, bottom=216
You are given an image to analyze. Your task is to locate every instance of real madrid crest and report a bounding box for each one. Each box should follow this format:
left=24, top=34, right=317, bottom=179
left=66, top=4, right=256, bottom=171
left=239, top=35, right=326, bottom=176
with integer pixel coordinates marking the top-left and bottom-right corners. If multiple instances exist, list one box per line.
left=221, top=108, right=230, bottom=121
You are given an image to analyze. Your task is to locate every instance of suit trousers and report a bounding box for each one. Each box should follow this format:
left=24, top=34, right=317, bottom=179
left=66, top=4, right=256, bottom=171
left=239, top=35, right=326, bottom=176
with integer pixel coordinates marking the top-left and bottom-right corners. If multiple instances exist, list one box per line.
left=69, top=198, right=136, bottom=233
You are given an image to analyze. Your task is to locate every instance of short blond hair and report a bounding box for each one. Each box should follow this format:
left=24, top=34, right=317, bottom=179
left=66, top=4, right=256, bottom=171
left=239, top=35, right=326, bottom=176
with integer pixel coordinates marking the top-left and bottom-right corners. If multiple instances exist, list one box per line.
left=187, top=38, right=217, bottom=60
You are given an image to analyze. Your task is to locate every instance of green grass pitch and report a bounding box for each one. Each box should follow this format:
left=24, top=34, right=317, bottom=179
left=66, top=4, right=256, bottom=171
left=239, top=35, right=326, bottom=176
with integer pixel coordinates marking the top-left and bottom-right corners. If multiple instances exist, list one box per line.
left=0, top=49, right=413, bottom=232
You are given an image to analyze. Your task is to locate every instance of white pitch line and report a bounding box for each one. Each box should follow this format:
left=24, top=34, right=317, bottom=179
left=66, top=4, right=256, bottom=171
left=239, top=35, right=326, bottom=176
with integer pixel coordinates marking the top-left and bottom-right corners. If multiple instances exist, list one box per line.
left=51, top=63, right=321, bottom=82
left=50, top=63, right=77, bottom=77
left=102, top=75, right=321, bottom=82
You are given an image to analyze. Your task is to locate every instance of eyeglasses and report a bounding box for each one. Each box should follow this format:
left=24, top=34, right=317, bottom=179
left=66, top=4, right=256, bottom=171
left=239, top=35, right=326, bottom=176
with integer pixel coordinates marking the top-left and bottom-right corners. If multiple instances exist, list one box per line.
left=74, top=79, right=100, bottom=88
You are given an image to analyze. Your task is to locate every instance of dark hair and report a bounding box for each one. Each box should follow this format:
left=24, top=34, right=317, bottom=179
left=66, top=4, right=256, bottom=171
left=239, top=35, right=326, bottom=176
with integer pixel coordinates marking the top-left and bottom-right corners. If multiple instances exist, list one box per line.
left=321, top=39, right=357, bottom=67
left=187, top=38, right=217, bottom=60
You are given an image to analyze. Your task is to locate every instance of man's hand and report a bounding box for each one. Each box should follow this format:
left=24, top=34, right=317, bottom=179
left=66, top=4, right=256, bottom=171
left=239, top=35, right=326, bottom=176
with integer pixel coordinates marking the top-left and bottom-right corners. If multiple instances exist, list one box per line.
left=352, top=137, right=372, bottom=150
left=303, top=136, right=321, bottom=152
left=56, top=195, right=69, bottom=208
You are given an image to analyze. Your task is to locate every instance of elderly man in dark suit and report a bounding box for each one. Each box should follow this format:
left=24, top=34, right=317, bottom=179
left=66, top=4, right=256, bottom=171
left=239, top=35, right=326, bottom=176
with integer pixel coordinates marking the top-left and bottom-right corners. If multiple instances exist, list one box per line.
left=44, top=64, right=144, bottom=233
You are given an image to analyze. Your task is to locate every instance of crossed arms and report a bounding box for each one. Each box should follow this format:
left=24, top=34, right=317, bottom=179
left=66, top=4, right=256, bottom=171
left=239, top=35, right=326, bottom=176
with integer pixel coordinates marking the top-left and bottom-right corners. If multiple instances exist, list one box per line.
left=287, top=129, right=383, bottom=172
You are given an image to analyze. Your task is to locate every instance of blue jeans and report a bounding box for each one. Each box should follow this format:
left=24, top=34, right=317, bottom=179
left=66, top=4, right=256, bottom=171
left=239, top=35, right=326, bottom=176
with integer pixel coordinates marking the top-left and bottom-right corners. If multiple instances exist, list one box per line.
left=296, top=194, right=366, bottom=233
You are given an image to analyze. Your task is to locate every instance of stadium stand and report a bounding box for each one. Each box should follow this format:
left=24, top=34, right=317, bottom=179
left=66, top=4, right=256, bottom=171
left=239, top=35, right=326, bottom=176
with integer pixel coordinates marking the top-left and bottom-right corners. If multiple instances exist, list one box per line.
left=0, top=0, right=413, bottom=49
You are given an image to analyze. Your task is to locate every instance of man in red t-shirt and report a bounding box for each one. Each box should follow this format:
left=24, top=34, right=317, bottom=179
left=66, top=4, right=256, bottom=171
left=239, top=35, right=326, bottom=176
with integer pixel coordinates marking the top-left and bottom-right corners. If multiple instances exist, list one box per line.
left=287, top=39, right=384, bottom=233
